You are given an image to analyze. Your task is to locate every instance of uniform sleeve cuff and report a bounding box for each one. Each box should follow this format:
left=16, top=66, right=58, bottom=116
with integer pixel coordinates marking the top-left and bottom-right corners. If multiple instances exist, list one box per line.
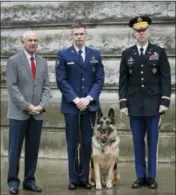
left=161, top=96, right=170, bottom=107
left=119, top=99, right=128, bottom=109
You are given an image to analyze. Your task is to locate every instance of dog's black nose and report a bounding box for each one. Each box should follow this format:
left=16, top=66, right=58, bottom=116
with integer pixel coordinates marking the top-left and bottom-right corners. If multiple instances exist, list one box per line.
left=101, top=128, right=106, bottom=133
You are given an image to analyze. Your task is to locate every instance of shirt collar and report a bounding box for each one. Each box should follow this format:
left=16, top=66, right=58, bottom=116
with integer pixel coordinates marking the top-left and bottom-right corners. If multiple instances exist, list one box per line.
left=73, top=44, right=86, bottom=54
left=23, top=49, right=36, bottom=61
left=136, top=42, right=149, bottom=54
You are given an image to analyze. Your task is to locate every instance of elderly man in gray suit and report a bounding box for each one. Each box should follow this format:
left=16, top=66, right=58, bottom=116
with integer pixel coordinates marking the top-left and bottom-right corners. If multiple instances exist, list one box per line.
left=6, top=31, right=50, bottom=194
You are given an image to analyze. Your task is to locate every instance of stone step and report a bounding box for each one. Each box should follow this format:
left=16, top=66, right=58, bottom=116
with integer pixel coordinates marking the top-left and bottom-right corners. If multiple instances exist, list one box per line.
left=1, top=25, right=175, bottom=56
left=1, top=126, right=175, bottom=162
left=1, top=58, right=175, bottom=87
left=1, top=89, right=175, bottom=132
left=1, top=2, right=175, bottom=26
left=1, top=89, right=175, bottom=162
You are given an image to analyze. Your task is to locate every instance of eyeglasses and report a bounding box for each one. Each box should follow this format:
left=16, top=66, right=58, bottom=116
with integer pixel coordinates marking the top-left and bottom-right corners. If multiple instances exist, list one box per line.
left=134, top=27, right=148, bottom=33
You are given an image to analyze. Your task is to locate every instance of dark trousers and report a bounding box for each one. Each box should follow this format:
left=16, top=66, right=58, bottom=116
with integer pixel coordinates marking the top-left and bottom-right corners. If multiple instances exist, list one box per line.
left=130, top=115, right=160, bottom=178
left=7, top=117, right=43, bottom=188
left=64, top=111, right=96, bottom=183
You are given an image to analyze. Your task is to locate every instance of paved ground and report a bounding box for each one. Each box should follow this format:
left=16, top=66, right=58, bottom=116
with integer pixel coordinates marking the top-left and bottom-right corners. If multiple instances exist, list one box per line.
left=1, top=157, right=175, bottom=195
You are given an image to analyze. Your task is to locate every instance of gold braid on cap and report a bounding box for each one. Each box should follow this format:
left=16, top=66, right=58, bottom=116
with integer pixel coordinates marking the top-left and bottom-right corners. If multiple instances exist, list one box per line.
left=133, top=22, right=148, bottom=29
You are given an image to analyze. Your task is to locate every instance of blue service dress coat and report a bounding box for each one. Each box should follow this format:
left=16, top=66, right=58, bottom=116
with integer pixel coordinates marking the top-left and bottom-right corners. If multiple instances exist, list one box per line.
left=56, top=45, right=105, bottom=113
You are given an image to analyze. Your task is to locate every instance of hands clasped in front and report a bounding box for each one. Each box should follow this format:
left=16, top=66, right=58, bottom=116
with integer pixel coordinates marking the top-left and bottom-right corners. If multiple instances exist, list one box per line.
left=76, top=97, right=90, bottom=111
left=26, top=104, right=43, bottom=115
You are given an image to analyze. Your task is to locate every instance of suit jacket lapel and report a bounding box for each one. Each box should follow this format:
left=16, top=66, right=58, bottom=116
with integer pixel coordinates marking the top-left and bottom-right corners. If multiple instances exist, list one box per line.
left=34, top=55, right=42, bottom=84
left=20, top=51, right=33, bottom=80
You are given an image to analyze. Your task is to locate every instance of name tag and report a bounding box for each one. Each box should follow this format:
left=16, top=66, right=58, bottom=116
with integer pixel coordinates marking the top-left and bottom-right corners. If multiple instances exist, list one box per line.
left=90, top=56, right=98, bottom=64
left=67, top=62, right=74, bottom=65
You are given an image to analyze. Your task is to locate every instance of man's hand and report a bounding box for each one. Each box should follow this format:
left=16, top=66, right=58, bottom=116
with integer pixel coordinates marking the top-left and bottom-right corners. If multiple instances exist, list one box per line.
left=26, top=104, right=40, bottom=115
left=33, top=105, right=43, bottom=113
left=76, top=97, right=90, bottom=111
left=159, top=105, right=168, bottom=114
left=120, top=107, right=128, bottom=115
left=26, top=104, right=43, bottom=115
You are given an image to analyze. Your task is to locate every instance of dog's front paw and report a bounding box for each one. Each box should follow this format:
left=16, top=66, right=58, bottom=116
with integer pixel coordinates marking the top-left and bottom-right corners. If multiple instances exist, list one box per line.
left=106, top=180, right=113, bottom=189
left=90, top=181, right=95, bottom=187
left=96, top=183, right=102, bottom=190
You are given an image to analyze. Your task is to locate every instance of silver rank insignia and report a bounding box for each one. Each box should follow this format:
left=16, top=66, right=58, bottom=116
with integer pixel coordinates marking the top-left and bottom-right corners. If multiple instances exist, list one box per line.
left=129, top=69, right=132, bottom=74
left=152, top=67, right=157, bottom=74
left=127, top=57, right=134, bottom=65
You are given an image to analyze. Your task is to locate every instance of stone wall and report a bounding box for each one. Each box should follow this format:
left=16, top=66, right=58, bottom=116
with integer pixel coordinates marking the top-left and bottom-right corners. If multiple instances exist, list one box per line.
left=1, top=2, right=175, bottom=162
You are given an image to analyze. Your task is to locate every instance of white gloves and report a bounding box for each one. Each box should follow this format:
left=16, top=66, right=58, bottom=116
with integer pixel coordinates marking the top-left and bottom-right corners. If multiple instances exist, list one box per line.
left=159, top=105, right=168, bottom=113
left=120, top=105, right=168, bottom=115
left=120, top=107, right=128, bottom=115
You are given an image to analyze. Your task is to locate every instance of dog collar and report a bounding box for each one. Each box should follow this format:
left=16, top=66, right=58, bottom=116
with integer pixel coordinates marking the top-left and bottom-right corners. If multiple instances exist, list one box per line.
left=97, top=138, right=116, bottom=153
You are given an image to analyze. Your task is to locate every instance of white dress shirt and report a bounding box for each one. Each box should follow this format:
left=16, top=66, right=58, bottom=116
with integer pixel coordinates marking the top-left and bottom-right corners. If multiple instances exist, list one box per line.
left=136, top=42, right=149, bottom=55
left=23, top=49, right=36, bottom=67
left=74, top=44, right=86, bottom=61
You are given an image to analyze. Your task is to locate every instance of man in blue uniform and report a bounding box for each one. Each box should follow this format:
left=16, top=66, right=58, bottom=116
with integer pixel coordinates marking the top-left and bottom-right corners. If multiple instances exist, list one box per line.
left=119, top=16, right=171, bottom=189
left=55, top=23, right=105, bottom=190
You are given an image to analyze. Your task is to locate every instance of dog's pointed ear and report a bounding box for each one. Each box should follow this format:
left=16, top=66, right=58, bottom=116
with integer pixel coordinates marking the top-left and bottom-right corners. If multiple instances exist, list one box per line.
left=108, top=108, right=115, bottom=124
left=97, top=108, right=103, bottom=124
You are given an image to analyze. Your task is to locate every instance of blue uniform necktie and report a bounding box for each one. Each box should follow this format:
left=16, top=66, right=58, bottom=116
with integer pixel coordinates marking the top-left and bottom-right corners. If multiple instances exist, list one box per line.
left=78, top=50, right=84, bottom=65
left=140, top=47, right=144, bottom=56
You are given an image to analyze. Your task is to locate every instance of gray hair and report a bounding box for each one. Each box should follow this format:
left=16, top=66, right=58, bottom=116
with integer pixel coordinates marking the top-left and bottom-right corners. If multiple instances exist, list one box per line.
left=22, top=31, right=37, bottom=41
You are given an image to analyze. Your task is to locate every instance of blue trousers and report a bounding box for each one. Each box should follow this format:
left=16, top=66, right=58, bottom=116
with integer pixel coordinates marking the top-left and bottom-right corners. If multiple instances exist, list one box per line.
left=7, top=117, right=43, bottom=188
left=64, top=111, right=96, bottom=183
left=130, top=115, right=160, bottom=178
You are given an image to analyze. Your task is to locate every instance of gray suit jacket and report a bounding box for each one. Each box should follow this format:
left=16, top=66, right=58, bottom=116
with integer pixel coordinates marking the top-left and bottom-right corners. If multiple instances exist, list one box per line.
left=6, top=50, right=50, bottom=120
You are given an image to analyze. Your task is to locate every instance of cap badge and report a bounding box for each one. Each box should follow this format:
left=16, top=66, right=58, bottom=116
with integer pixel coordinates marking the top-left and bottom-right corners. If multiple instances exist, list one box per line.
left=137, top=17, right=142, bottom=22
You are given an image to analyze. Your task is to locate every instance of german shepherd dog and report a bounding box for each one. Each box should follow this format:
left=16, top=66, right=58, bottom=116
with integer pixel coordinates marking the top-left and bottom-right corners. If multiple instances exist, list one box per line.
left=89, top=108, right=120, bottom=190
